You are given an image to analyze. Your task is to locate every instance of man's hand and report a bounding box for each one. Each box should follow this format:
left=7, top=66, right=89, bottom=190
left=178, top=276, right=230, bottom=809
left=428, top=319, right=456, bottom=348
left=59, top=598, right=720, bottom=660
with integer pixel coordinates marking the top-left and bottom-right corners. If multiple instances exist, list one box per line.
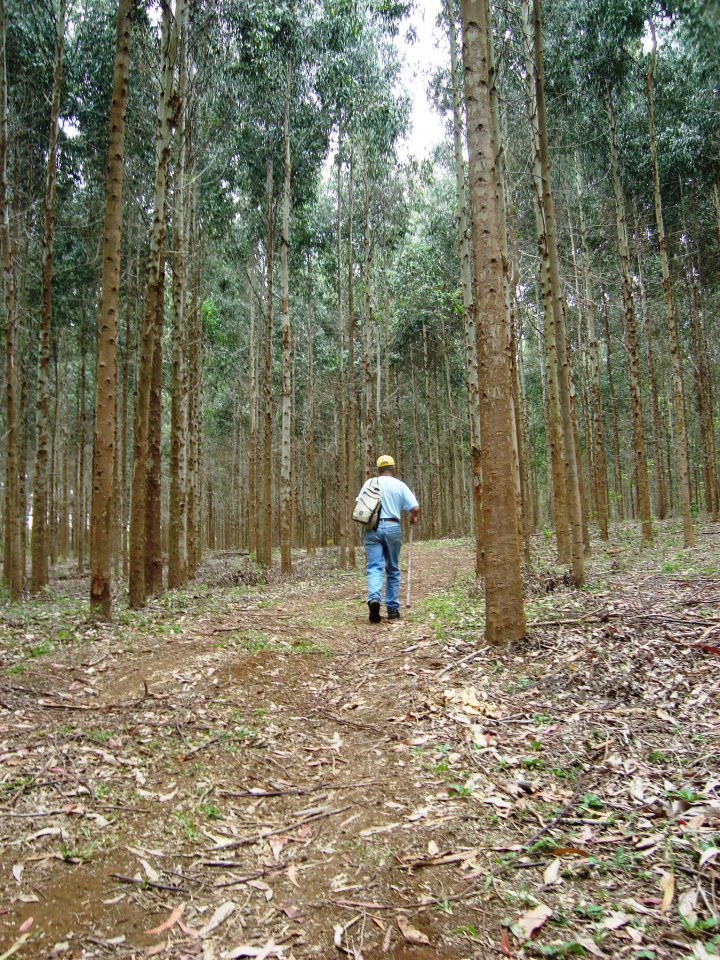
left=409, top=506, right=420, bottom=525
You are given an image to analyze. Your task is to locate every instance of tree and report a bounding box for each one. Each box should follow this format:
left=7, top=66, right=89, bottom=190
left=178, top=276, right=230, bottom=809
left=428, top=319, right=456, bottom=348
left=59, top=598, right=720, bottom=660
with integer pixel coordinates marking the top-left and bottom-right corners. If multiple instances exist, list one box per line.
left=89, top=0, right=133, bottom=618
left=31, top=0, right=67, bottom=594
left=460, top=0, right=525, bottom=643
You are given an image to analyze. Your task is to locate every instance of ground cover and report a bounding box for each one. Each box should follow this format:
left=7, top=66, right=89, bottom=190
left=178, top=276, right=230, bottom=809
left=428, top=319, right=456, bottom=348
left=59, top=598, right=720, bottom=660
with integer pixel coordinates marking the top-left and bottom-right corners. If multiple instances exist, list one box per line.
left=1, top=522, right=719, bottom=959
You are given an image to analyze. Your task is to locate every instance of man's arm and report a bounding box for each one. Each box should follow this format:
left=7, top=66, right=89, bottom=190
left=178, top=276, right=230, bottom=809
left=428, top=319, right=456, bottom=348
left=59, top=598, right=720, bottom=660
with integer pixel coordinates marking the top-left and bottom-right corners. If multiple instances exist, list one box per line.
left=409, top=505, right=420, bottom=525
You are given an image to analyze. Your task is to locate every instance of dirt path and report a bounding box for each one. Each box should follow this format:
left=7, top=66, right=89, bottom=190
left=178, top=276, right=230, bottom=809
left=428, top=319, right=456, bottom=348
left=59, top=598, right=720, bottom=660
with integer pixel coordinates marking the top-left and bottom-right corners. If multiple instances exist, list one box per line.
left=2, top=531, right=719, bottom=960
left=1, top=541, right=482, bottom=960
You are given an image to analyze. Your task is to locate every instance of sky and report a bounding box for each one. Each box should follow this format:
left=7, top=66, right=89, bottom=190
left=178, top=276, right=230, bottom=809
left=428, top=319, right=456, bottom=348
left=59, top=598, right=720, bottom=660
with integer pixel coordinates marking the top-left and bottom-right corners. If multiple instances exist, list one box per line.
left=395, top=0, right=449, bottom=160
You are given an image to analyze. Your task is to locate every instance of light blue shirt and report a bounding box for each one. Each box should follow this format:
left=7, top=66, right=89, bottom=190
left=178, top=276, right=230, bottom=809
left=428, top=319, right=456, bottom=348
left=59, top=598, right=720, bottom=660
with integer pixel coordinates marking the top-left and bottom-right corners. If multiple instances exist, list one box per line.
left=357, top=475, right=419, bottom=521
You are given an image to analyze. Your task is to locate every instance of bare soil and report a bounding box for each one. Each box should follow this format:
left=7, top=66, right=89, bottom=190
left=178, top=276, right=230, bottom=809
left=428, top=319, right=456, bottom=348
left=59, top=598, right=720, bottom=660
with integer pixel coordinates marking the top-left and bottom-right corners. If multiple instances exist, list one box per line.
left=1, top=527, right=719, bottom=960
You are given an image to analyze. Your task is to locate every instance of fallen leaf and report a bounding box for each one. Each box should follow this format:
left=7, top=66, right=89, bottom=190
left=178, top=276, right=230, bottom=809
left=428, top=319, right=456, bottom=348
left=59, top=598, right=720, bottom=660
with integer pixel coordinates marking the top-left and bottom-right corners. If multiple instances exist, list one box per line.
left=286, top=865, right=300, bottom=887
left=660, top=871, right=675, bottom=913
left=280, top=906, right=302, bottom=920
left=575, top=935, right=603, bottom=957
left=139, top=859, right=159, bottom=883
left=549, top=846, right=588, bottom=857
left=699, top=847, right=718, bottom=867
left=17, top=917, right=33, bottom=934
left=226, top=943, right=285, bottom=959
left=629, top=777, right=648, bottom=802
left=144, top=904, right=184, bottom=936
left=397, top=915, right=430, bottom=946
left=543, top=858, right=561, bottom=885
left=499, top=927, right=513, bottom=956
left=199, top=901, right=236, bottom=937
left=26, top=827, right=65, bottom=843
left=268, top=837, right=288, bottom=862
left=691, top=943, right=718, bottom=959
left=12, top=864, right=23, bottom=884
left=427, top=840, right=439, bottom=856
left=0, top=933, right=31, bottom=959
left=602, top=911, right=631, bottom=930
left=87, top=813, right=112, bottom=829
left=678, top=889, right=699, bottom=925
left=510, top=903, right=552, bottom=941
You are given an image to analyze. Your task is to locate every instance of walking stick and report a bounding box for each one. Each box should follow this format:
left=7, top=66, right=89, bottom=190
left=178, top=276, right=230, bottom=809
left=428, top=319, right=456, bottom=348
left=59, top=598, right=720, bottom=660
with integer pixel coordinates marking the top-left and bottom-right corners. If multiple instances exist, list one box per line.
left=405, top=524, right=414, bottom=608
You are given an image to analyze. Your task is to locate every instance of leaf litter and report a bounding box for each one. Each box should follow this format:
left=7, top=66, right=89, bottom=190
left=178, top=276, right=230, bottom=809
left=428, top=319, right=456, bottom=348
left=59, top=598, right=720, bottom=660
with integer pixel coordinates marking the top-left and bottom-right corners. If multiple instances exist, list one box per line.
left=0, top=525, right=719, bottom=958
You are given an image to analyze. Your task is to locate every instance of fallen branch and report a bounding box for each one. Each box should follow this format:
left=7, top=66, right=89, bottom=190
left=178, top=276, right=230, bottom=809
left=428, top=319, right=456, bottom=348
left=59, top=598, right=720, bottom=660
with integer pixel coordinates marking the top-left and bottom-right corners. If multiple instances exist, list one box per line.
left=329, top=884, right=481, bottom=912
left=219, top=778, right=386, bottom=799
left=111, top=873, right=186, bottom=893
left=522, top=779, right=584, bottom=849
left=208, top=804, right=352, bottom=852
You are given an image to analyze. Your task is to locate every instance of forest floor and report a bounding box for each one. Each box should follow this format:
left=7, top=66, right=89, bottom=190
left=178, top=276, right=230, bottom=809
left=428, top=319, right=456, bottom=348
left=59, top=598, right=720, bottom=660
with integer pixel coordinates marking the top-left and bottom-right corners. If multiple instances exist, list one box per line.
left=1, top=522, right=719, bottom=960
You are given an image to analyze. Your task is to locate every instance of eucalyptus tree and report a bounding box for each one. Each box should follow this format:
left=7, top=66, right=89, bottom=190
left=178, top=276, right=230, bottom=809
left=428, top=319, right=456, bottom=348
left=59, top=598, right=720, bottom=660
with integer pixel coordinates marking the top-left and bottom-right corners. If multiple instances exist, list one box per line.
left=31, top=0, right=67, bottom=594
left=460, top=0, right=525, bottom=643
left=644, top=23, right=693, bottom=545
left=128, top=1, right=179, bottom=608
left=89, top=0, right=133, bottom=618
left=445, top=0, right=483, bottom=572
left=0, top=0, right=22, bottom=599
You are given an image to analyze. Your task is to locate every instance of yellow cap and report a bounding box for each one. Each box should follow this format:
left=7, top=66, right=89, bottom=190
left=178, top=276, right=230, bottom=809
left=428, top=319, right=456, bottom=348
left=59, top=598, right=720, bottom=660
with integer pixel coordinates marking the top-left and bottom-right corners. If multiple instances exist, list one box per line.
left=377, top=455, right=395, bottom=469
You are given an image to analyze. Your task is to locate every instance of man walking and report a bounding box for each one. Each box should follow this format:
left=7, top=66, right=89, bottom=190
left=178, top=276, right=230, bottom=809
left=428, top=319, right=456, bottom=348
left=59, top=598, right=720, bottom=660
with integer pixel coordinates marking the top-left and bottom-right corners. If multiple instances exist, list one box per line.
left=356, top=455, right=420, bottom=623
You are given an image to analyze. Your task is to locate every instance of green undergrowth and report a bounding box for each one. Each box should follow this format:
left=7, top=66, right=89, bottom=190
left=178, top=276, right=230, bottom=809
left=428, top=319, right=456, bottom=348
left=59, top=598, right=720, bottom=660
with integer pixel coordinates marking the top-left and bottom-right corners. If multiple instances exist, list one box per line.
left=409, top=584, right=484, bottom=641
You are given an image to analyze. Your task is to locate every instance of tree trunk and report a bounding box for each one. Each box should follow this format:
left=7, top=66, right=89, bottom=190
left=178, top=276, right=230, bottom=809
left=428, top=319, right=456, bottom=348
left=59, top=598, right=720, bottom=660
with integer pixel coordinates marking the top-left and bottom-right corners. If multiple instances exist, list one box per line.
left=128, top=2, right=177, bottom=607
left=682, top=233, right=718, bottom=518
left=576, top=159, right=609, bottom=539
left=186, top=201, right=202, bottom=576
left=346, top=152, right=356, bottom=567
left=335, top=152, right=347, bottom=567
left=602, top=304, right=625, bottom=520
left=259, top=161, right=274, bottom=569
left=646, top=40, right=693, bottom=546
left=120, top=236, right=136, bottom=577
left=145, top=246, right=165, bottom=597
left=460, top=0, right=525, bottom=643
left=448, top=0, right=483, bottom=572
left=361, top=163, right=375, bottom=481
left=0, top=0, right=21, bottom=599
left=521, top=0, right=569, bottom=565
left=31, top=0, right=66, bottom=593
left=606, top=90, right=652, bottom=543
left=531, top=0, right=584, bottom=584
left=77, top=305, right=88, bottom=572
left=634, top=211, right=667, bottom=522
left=305, top=268, right=317, bottom=556
left=168, top=0, right=189, bottom=588
left=279, top=58, right=293, bottom=575
left=89, top=0, right=133, bottom=618
left=247, top=267, right=258, bottom=557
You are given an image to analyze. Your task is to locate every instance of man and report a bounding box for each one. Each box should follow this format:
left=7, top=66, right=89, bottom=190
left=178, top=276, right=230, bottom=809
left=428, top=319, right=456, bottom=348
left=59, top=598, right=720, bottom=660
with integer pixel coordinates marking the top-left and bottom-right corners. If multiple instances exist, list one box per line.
left=356, top=455, right=420, bottom=623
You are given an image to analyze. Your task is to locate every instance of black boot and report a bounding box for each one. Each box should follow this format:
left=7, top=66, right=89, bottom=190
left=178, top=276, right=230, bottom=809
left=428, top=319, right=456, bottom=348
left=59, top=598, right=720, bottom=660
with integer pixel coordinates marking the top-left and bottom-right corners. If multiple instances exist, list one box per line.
left=368, top=600, right=381, bottom=623
left=387, top=608, right=400, bottom=620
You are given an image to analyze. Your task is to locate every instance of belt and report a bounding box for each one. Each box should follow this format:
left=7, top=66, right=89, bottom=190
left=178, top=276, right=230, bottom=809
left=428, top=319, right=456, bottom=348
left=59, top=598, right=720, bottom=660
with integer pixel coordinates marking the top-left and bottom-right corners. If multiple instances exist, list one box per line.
left=380, top=517, right=399, bottom=523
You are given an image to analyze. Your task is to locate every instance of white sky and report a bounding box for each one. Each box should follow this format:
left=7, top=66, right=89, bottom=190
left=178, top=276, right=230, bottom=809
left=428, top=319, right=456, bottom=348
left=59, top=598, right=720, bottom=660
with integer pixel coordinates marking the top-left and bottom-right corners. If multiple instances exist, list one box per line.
left=396, top=0, right=449, bottom=160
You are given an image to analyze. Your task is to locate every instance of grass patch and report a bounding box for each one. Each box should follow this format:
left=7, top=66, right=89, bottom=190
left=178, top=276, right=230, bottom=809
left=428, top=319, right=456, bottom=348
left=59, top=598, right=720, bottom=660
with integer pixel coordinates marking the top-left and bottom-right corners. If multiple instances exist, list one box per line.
left=408, top=586, right=483, bottom=640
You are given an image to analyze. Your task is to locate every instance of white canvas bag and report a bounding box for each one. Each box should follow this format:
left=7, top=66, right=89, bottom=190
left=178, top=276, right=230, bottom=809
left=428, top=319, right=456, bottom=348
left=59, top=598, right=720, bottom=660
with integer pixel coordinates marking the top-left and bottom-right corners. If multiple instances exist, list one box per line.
left=352, top=478, right=382, bottom=529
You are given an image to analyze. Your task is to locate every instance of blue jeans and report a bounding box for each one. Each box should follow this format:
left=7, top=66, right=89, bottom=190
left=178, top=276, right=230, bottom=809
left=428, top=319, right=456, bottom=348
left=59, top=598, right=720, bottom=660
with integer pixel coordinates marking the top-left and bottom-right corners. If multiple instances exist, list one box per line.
left=364, top=520, right=403, bottom=611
